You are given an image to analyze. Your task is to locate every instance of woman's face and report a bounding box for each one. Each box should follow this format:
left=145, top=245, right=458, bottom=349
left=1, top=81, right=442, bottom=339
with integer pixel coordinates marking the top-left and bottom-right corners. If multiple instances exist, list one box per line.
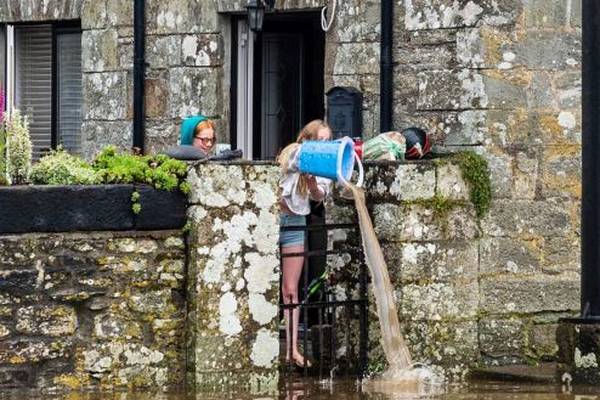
left=193, top=127, right=215, bottom=153
left=316, top=127, right=331, bottom=141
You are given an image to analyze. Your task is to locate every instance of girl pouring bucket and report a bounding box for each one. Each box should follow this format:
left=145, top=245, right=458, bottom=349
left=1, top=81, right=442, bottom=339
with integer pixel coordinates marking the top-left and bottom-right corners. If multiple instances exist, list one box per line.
left=277, top=120, right=363, bottom=369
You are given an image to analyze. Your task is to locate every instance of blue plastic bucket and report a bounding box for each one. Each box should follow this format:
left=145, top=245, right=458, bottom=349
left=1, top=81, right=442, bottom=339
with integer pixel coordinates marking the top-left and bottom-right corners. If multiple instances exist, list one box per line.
left=297, top=137, right=364, bottom=187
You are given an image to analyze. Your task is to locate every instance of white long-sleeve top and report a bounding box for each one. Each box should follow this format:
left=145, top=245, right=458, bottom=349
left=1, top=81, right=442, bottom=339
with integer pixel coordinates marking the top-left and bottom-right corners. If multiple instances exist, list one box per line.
left=280, top=147, right=332, bottom=216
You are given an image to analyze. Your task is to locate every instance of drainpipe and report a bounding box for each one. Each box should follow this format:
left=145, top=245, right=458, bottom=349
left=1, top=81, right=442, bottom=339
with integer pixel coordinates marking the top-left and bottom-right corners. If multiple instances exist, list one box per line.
left=580, top=0, right=600, bottom=320
left=380, top=0, right=393, bottom=133
left=133, top=0, right=146, bottom=153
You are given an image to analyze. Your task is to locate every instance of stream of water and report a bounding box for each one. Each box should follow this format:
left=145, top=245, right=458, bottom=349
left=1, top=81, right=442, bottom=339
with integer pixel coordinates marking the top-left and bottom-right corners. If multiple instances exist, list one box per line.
left=347, top=184, right=442, bottom=391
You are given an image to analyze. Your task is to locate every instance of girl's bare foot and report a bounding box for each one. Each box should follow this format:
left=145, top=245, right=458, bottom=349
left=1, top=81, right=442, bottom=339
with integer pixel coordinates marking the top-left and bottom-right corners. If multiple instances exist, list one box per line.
left=292, top=352, right=312, bottom=368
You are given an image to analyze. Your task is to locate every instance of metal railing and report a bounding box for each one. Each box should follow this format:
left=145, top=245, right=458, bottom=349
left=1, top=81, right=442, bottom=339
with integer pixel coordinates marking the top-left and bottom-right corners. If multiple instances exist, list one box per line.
left=279, top=221, right=368, bottom=380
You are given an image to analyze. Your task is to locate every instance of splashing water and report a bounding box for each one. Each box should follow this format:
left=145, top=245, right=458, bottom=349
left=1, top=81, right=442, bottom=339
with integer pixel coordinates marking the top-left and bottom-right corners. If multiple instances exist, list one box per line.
left=344, top=184, right=444, bottom=393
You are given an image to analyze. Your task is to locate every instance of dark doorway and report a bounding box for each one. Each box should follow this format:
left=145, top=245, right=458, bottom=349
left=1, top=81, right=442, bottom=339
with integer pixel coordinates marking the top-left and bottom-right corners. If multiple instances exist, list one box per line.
left=232, top=12, right=325, bottom=160
left=255, top=14, right=325, bottom=159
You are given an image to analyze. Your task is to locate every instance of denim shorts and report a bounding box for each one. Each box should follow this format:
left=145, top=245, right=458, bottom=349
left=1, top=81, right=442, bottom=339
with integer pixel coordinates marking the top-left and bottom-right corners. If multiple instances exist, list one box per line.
left=279, top=214, right=306, bottom=248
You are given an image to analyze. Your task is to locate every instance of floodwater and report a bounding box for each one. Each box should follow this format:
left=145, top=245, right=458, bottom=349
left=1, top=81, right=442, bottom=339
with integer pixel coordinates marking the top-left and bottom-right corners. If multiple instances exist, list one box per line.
left=0, top=379, right=599, bottom=400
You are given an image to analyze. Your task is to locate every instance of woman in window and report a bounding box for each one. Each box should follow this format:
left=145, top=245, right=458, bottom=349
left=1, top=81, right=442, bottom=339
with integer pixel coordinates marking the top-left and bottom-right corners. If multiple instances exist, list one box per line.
left=277, top=119, right=332, bottom=368
left=179, top=116, right=216, bottom=155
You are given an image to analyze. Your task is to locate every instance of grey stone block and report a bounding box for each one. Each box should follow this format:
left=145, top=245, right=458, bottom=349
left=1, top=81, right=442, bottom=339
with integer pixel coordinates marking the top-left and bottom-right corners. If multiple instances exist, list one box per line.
left=82, top=29, right=120, bottom=73
left=527, top=72, right=557, bottom=109
left=374, top=202, right=478, bottom=242
left=482, top=199, right=572, bottom=238
left=83, top=72, right=128, bottom=120
left=479, top=318, right=526, bottom=359
left=399, top=280, right=478, bottom=321
left=333, top=42, right=379, bottom=75
left=403, top=0, right=520, bottom=30
left=520, top=31, right=581, bottom=70
left=332, top=0, right=380, bottom=42
left=395, top=42, right=457, bottom=71
left=529, top=323, right=559, bottom=359
left=554, top=71, right=582, bottom=109
left=16, top=306, right=77, bottom=337
left=81, top=120, right=132, bottom=161
left=363, top=163, right=436, bottom=202
left=523, top=0, right=569, bottom=28
left=147, top=0, right=219, bottom=34
left=106, top=0, right=133, bottom=27
left=484, top=73, right=528, bottom=109
left=182, top=34, right=223, bottom=67
left=168, top=67, right=221, bottom=118
left=397, top=240, right=478, bottom=283
left=404, top=320, right=479, bottom=367
left=417, top=69, right=488, bottom=111
left=542, top=236, right=580, bottom=273
left=480, top=237, right=541, bottom=275
left=480, top=274, right=580, bottom=314
left=147, top=35, right=182, bottom=70
left=81, top=0, right=108, bottom=29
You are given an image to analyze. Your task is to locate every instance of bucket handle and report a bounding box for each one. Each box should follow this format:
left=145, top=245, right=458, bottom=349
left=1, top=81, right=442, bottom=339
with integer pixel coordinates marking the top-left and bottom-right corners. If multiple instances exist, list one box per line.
left=336, top=137, right=364, bottom=188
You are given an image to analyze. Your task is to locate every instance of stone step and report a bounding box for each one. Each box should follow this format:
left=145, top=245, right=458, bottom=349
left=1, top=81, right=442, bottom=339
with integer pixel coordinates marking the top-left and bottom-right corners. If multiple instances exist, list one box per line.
left=470, top=362, right=558, bottom=384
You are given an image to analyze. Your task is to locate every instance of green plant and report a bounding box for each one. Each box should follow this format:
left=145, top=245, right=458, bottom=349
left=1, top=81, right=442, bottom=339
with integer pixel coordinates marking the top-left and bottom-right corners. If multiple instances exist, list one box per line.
left=93, top=146, right=189, bottom=192
left=5, top=110, right=32, bottom=184
left=453, top=151, right=492, bottom=218
left=131, top=202, right=142, bottom=215
left=0, top=117, right=6, bottom=185
left=366, top=357, right=388, bottom=377
left=131, top=190, right=141, bottom=214
left=30, top=148, right=101, bottom=185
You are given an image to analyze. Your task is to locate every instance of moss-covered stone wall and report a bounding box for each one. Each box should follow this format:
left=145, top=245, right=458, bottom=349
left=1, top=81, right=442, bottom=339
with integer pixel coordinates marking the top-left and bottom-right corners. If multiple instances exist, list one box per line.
left=0, top=158, right=581, bottom=391
left=0, top=230, right=186, bottom=391
left=328, top=159, right=579, bottom=380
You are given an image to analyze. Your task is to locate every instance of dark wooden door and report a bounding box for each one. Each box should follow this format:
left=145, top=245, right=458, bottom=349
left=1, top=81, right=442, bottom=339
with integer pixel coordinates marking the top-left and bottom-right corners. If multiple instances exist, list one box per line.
left=260, top=33, right=303, bottom=159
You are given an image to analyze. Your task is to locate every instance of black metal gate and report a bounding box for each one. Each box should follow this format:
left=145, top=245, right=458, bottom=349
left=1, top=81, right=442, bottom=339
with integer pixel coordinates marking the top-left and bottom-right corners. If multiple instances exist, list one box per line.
left=279, top=221, right=369, bottom=380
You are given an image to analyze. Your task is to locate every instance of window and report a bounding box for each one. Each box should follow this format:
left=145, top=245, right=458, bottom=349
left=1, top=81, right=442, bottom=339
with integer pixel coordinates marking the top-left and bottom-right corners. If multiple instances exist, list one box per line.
left=1, top=22, right=82, bottom=158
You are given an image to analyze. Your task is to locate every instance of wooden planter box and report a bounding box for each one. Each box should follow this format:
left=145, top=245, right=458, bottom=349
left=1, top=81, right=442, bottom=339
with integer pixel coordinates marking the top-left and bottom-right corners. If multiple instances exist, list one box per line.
left=0, top=184, right=187, bottom=234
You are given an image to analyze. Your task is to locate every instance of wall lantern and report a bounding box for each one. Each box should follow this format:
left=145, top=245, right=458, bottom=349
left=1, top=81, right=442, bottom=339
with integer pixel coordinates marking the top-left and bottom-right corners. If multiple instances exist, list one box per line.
left=247, top=0, right=275, bottom=32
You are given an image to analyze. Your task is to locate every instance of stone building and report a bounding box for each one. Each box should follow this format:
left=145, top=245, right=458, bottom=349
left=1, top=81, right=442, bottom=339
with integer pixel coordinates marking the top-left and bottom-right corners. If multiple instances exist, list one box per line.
left=0, top=0, right=582, bottom=391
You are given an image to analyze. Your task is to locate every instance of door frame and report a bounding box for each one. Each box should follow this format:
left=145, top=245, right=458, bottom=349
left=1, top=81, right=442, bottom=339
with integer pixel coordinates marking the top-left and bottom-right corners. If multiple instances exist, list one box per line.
left=233, top=19, right=256, bottom=160
left=230, top=12, right=325, bottom=161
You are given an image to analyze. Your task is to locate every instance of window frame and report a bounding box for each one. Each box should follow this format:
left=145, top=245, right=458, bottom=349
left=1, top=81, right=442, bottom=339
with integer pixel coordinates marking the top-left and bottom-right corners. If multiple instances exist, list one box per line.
left=0, top=19, right=82, bottom=154
left=0, top=24, right=5, bottom=115
left=52, top=22, right=82, bottom=150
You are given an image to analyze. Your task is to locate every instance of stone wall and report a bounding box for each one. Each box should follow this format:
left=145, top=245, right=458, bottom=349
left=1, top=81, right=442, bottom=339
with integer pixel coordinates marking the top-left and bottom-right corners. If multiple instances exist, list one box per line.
left=0, top=230, right=186, bottom=391
left=0, top=0, right=584, bottom=385
left=185, top=162, right=281, bottom=392
left=328, top=160, right=579, bottom=379
left=390, top=0, right=582, bottom=371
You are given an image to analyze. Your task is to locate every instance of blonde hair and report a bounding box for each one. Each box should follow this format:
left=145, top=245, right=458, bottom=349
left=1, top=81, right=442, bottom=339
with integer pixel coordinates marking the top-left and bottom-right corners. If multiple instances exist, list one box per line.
left=277, top=119, right=332, bottom=196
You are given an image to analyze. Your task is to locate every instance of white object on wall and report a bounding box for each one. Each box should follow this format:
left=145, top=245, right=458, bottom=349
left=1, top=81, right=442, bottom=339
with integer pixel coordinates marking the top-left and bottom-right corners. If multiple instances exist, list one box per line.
left=321, top=0, right=337, bottom=32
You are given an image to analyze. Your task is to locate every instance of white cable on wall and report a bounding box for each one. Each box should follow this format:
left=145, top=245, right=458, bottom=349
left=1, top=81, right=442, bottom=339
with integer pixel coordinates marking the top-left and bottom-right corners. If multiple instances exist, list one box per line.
left=321, top=0, right=337, bottom=32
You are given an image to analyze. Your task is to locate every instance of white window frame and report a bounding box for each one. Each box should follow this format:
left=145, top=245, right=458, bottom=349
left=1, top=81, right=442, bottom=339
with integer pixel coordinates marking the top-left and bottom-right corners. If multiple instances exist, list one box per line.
left=5, top=25, right=14, bottom=118
left=236, top=20, right=255, bottom=160
left=1, top=22, right=82, bottom=156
